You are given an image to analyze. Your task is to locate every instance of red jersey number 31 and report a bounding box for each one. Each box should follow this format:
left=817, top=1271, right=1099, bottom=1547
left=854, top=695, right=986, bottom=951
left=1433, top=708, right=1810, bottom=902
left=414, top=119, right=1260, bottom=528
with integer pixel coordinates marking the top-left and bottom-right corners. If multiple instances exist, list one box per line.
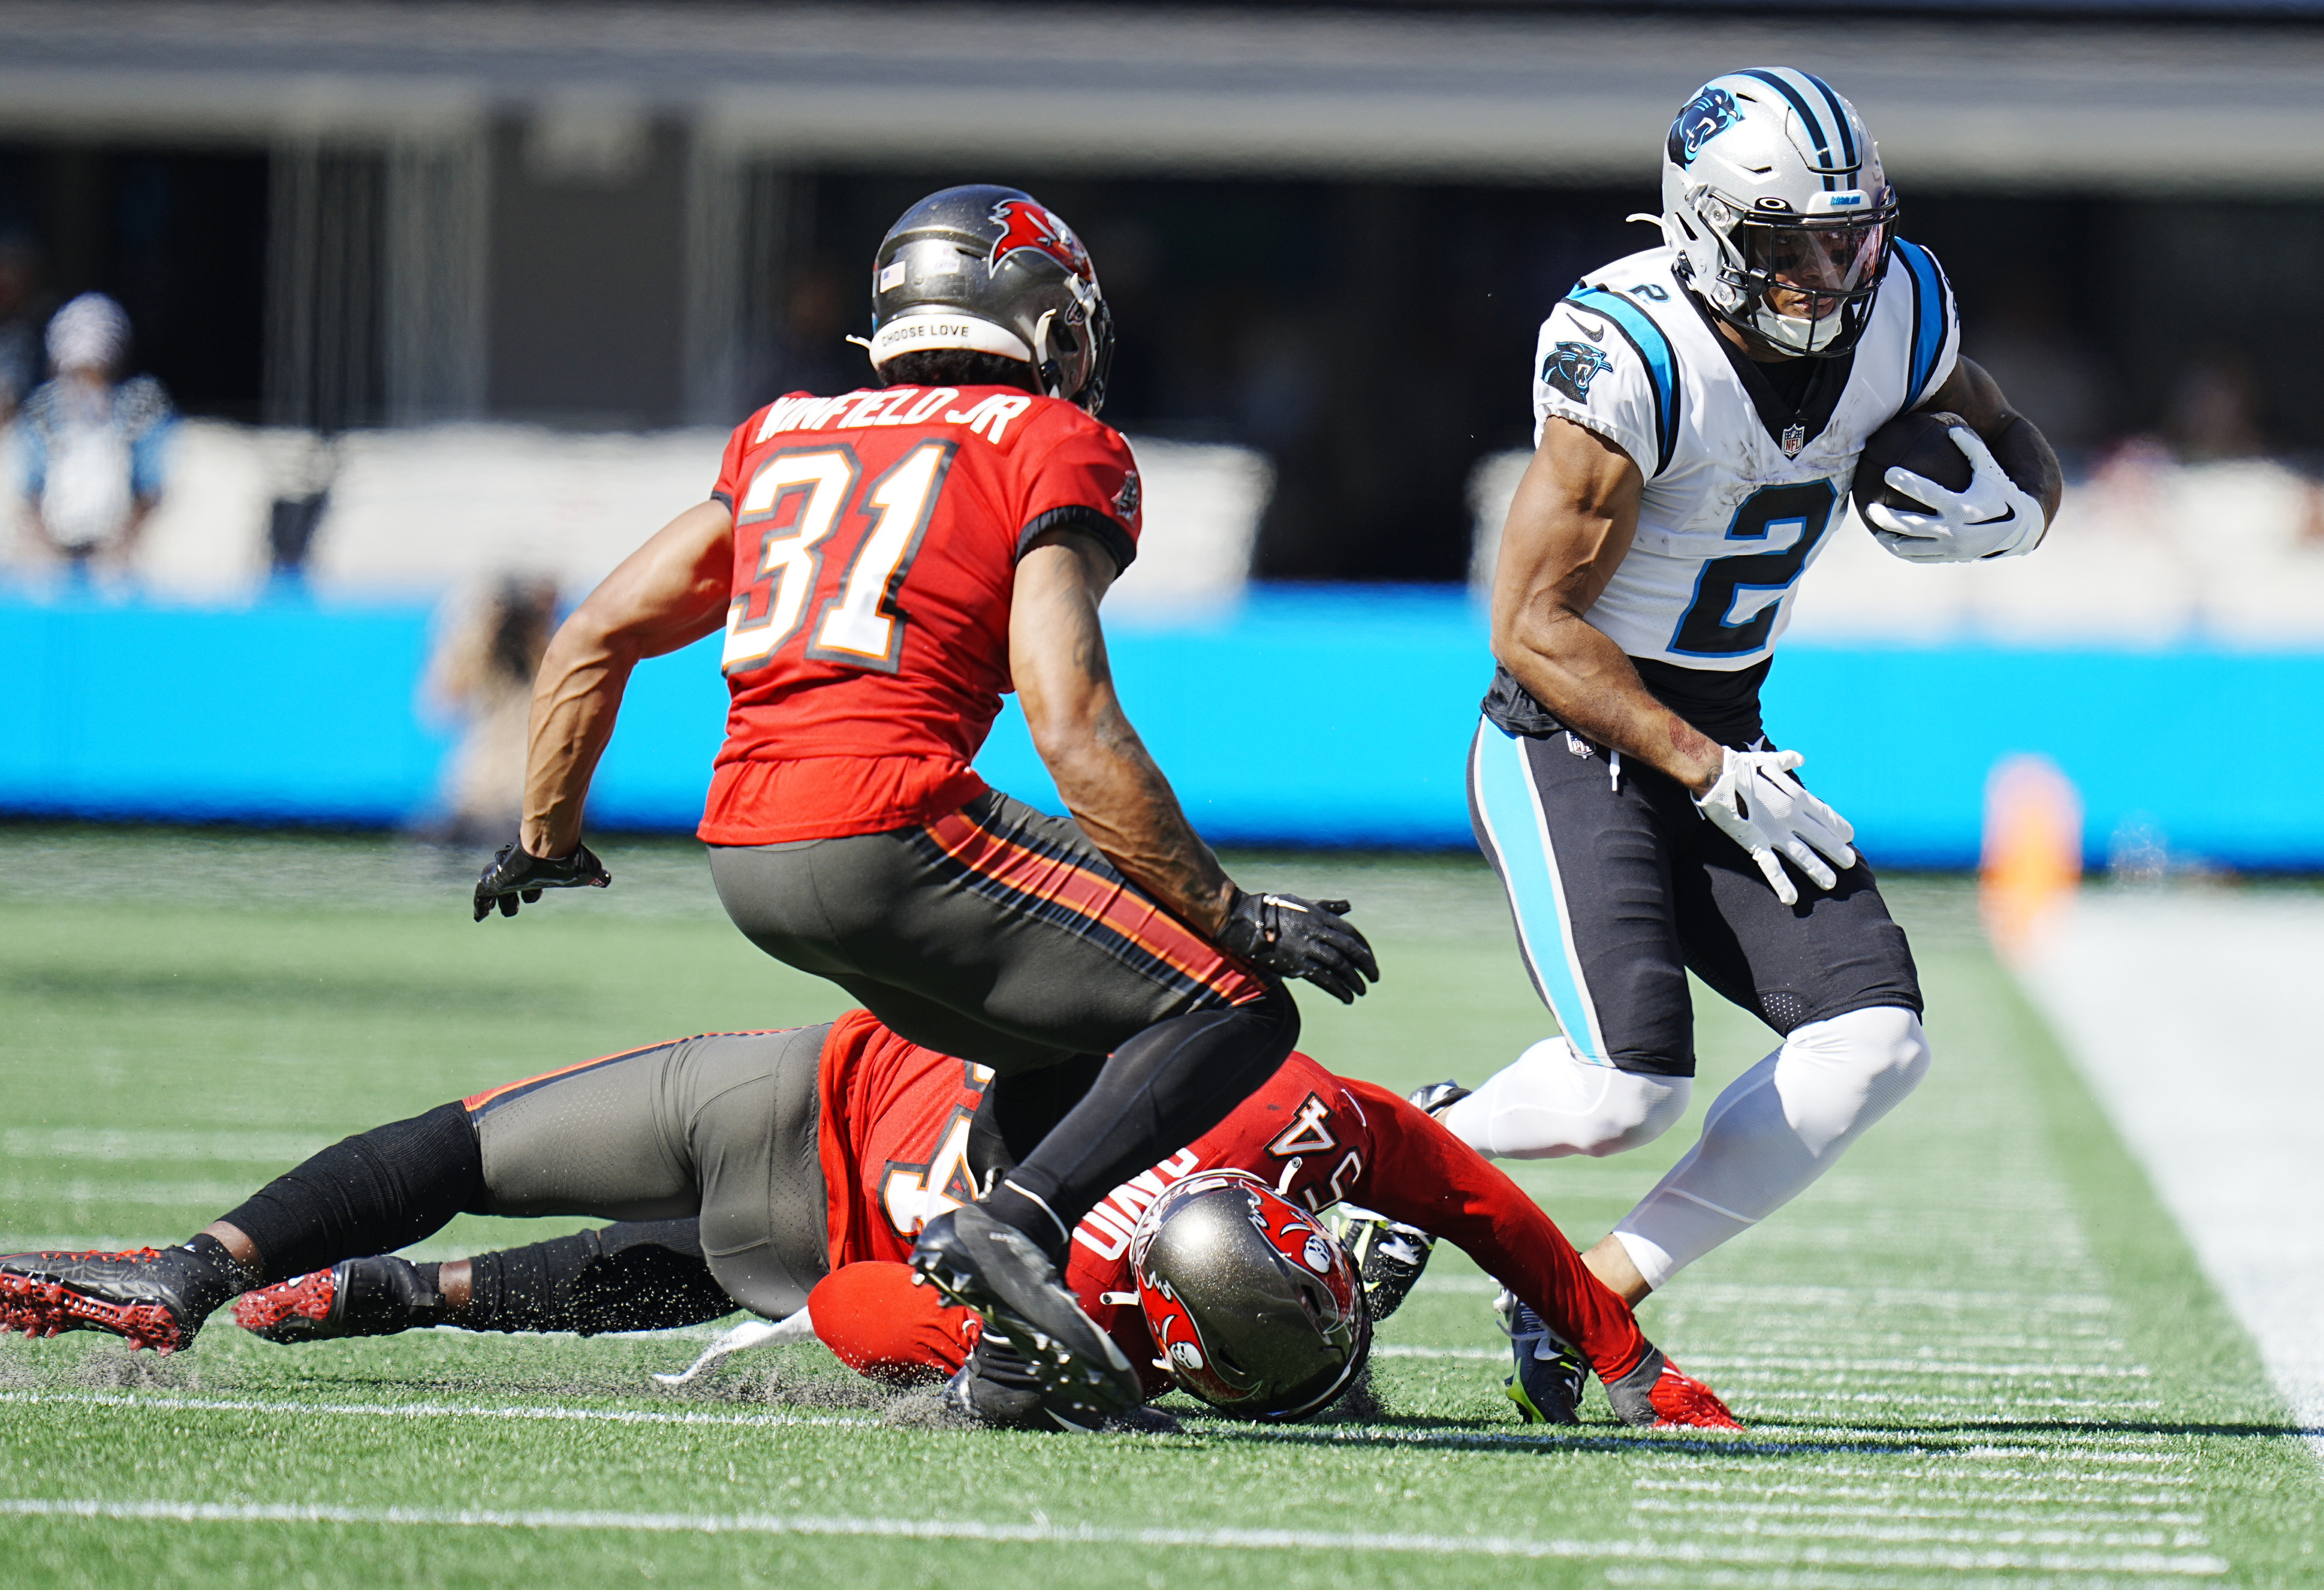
left=722, top=440, right=957, bottom=677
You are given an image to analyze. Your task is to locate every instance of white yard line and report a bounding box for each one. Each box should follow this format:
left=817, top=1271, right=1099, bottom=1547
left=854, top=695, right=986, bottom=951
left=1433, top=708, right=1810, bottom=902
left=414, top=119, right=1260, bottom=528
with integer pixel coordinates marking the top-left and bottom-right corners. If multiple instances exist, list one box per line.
left=2019, top=888, right=2324, bottom=1462
left=2, top=1129, right=326, bottom=1163
left=0, top=1496, right=2231, bottom=1574
left=0, top=1390, right=875, bottom=1433
left=1685, top=1356, right=2149, bottom=1379
left=1632, top=1498, right=2204, bottom=1527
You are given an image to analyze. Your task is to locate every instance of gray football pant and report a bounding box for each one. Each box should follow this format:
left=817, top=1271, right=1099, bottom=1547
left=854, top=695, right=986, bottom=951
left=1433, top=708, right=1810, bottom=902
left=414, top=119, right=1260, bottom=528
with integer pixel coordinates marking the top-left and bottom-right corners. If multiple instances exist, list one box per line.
left=466, top=1025, right=831, bottom=1321
left=705, top=790, right=1268, bottom=1077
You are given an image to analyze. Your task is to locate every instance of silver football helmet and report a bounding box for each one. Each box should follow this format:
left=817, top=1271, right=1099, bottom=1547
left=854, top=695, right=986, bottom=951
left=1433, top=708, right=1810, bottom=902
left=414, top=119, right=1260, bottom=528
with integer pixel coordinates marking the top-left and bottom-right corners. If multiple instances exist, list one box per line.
left=1659, top=68, right=1898, bottom=358
left=1130, top=1170, right=1370, bottom=1421
left=866, top=184, right=1114, bottom=414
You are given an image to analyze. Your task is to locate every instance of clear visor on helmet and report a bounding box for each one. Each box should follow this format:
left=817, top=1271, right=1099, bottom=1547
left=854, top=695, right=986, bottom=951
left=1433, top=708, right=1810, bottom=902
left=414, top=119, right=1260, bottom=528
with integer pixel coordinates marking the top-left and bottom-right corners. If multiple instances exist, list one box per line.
left=1736, top=213, right=1891, bottom=321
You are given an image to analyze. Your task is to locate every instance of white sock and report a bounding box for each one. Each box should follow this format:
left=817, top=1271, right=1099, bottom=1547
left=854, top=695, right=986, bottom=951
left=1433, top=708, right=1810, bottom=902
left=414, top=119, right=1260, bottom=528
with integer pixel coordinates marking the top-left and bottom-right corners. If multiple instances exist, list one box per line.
left=1612, top=1005, right=1931, bottom=1290
left=1440, top=1037, right=1692, bottom=1160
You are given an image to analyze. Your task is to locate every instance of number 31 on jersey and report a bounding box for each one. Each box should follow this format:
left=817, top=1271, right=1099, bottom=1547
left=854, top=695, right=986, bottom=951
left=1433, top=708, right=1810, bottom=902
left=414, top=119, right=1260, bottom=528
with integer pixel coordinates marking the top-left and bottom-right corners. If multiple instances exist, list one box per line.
left=722, top=440, right=956, bottom=676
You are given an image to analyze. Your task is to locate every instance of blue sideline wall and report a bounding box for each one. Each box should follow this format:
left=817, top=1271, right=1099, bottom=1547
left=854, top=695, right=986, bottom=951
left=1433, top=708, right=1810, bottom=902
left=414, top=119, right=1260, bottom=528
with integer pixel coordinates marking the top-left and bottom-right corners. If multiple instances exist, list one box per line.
left=2, top=589, right=2318, bottom=869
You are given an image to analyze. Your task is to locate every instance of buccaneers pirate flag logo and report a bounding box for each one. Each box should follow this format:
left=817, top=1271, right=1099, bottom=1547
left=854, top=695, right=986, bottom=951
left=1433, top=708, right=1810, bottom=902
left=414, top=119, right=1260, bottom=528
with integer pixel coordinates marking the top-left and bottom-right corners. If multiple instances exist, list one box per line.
left=988, top=198, right=1095, bottom=283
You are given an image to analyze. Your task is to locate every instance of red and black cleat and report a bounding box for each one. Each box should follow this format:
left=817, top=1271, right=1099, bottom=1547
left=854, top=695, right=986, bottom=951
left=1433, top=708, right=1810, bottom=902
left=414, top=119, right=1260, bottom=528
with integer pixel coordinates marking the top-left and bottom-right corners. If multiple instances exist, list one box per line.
left=233, top=1267, right=341, bottom=1343
left=1605, top=1347, right=1744, bottom=1432
left=0, top=1246, right=235, bottom=1354
left=235, top=1257, right=444, bottom=1344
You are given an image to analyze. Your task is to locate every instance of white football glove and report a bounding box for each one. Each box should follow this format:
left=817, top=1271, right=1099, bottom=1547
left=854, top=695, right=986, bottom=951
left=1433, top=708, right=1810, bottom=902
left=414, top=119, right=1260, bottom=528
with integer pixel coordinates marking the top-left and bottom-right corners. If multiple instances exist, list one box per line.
left=1862, top=422, right=2044, bottom=563
left=1695, top=747, right=1857, bottom=907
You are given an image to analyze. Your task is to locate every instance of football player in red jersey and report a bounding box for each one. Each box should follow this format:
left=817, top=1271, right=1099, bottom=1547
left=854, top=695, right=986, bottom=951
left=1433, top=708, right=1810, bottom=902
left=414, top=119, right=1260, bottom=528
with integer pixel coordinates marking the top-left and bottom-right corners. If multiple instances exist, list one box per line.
left=1, top=1011, right=1738, bottom=1434
left=459, top=186, right=1374, bottom=1420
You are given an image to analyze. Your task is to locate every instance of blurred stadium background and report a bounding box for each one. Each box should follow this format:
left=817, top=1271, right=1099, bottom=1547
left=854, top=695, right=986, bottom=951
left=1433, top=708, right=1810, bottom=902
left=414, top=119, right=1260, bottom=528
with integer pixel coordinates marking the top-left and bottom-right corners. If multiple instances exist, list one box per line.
left=3, top=5, right=2321, bottom=1579
left=4, top=0, right=2324, bottom=865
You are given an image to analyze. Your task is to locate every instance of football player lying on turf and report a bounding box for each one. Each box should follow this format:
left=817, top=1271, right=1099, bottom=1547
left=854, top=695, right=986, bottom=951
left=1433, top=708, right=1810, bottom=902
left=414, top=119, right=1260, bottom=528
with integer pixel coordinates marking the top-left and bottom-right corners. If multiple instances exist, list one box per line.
left=0, top=1012, right=1737, bottom=1432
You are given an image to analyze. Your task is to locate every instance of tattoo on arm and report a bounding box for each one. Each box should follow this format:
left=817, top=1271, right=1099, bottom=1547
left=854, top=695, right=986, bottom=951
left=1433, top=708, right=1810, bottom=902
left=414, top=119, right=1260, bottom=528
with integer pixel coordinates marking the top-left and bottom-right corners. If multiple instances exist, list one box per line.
left=1012, top=533, right=1235, bottom=935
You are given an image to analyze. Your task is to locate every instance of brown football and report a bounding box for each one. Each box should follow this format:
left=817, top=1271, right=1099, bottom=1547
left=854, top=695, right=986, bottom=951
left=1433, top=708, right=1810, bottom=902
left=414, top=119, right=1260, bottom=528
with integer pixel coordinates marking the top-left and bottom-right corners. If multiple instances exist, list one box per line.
left=1852, top=409, right=1971, bottom=516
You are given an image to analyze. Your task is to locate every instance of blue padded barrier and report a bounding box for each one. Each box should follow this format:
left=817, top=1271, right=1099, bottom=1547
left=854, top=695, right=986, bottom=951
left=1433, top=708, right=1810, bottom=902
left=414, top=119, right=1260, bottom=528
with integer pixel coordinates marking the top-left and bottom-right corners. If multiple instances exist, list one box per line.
left=3, top=588, right=2320, bottom=870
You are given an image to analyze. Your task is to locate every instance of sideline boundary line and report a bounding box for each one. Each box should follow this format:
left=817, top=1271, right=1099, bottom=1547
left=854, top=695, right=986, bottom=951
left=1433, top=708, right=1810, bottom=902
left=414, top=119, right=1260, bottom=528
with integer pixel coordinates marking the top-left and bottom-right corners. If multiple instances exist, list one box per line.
left=0, top=1497, right=2232, bottom=1574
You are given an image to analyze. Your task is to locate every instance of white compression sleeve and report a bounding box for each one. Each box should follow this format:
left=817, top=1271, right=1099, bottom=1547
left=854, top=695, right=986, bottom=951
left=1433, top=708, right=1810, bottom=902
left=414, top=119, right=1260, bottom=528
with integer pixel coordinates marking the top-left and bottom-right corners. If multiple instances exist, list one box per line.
left=1440, top=1037, right=1692, bottom=1160
left=1612, top=1005, right=1931, bottom=1290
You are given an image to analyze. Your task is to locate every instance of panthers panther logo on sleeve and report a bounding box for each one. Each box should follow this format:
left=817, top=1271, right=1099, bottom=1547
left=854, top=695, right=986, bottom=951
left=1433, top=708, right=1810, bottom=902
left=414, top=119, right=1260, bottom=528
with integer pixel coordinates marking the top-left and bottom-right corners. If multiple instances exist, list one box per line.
left=1543, top=340, right=1615, bottom=405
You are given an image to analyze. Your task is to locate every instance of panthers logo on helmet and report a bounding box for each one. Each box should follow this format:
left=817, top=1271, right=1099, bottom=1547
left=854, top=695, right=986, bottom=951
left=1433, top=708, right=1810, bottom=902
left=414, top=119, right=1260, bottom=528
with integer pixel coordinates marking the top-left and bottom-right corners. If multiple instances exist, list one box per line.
left=988, top=198, right=1093, bottom=283
left=1543, top=340, right=1614, bottom=405
left=1667, top=85, right=1741, bottom=168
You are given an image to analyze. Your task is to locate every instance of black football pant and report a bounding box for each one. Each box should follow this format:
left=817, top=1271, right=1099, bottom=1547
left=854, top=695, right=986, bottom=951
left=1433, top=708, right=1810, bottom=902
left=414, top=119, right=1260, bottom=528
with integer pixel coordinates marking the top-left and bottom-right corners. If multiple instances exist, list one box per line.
left=1468, top=718, right=1921, bottom=1075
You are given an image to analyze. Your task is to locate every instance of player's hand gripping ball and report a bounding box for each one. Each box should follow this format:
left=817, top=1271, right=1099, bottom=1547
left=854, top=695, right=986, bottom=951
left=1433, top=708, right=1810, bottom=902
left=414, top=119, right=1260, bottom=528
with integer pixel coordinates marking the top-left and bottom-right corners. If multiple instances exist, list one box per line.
left=1854, top=409, right=2044, bottom=563
left=471, top=841, right=612, bottom=921
left=1218, top=891, right=1379, bottom=1004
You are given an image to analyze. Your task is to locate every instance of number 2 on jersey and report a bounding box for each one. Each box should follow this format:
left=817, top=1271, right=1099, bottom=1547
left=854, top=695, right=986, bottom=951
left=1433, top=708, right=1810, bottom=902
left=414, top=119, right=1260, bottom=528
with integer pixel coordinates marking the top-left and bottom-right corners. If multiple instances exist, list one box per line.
left=721, top=440, right=957, bottom=676
left=1669, top=479, right=1839, bottom=658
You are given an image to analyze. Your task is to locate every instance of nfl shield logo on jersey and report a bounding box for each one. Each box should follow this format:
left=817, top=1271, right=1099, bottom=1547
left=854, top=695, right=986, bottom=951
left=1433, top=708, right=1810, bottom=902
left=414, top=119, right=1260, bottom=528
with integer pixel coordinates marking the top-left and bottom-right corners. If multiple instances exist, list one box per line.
left=1543, top=340, right=1614, bottom=405
left=1782, top=421, right=1807, bottom=458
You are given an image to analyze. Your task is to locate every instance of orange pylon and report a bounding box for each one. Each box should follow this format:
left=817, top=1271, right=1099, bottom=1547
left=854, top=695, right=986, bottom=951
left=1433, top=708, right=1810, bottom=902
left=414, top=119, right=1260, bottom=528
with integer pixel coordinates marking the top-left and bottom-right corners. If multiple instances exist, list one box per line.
left=1980, top=754, right=2083, bottom=968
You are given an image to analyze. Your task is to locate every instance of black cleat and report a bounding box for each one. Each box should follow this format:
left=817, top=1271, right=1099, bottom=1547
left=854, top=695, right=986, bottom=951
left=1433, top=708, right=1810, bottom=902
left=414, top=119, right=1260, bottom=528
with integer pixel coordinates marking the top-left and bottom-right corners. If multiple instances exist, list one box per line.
left=1407, top=1080, right=1472, bottom=1118
left=1498, top=1291, right=1587, bottom=1426
left=1330, top=1082, right=1468, bottom=1322
left=233, top=1257, right=445, bottom=1343
left=939, top=1336, right=1110, bottom=1433
left=1334, top=1206, right=1435, bottom=1322
left=0, top=1246, right=238, bottom=1354
left=911, top=1205, right=1139, bottom=1425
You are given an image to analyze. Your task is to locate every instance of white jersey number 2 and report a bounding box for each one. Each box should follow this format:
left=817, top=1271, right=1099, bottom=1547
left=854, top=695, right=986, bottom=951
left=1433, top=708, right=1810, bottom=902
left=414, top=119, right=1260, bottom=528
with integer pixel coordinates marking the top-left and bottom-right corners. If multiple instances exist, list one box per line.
left=1669, top=480, right=1840, bottom=659
left=722, top=440, right=957, bottom=676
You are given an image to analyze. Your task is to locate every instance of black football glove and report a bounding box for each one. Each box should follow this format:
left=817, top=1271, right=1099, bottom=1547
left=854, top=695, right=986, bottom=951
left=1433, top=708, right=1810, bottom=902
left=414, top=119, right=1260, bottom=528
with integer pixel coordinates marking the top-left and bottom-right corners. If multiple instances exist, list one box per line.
left=471, top=841, right=611, bottom=921
left=1217, top=890, right=1378, bottom=1004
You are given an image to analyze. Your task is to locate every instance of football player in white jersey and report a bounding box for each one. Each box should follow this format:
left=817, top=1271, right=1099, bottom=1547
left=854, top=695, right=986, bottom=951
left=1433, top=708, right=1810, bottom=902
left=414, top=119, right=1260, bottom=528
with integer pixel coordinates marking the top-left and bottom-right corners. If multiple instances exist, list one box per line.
left=1403, top=67, right=2062, bottom=1416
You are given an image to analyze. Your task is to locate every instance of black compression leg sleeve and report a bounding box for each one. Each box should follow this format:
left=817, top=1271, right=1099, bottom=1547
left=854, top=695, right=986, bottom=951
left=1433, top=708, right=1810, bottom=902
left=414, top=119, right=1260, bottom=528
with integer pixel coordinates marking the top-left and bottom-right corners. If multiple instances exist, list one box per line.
left=219, top=1104, right=483, bottom=1284
left=985, top=983, right=1300, bottom=1256
left=462, top=1221, right=735, bottom=1335
left=971, top=1054, right=1106, bottom=1187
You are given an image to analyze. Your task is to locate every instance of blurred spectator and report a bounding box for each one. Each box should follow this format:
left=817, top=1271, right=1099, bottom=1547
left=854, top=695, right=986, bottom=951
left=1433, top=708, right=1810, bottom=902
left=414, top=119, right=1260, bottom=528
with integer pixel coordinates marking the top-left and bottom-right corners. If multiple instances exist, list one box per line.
left=421, top=575, right=559, bottom=845
left=2163, top=344, right=2265, bottom=462
left=265, top=431, right=338, bottom=589
left=757, top=264, right=865, bottom=402
left=1964, top=279, right=2107, bottom=469
left=17, top=292, right=175, bottom=577
left=0, top=237, right=45, bottom=422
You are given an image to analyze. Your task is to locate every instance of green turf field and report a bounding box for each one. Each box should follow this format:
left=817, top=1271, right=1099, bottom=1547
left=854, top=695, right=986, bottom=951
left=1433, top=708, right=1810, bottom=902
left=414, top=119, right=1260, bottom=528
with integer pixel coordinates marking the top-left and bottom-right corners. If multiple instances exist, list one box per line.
left=1, top=827, right=2315, bottom=1588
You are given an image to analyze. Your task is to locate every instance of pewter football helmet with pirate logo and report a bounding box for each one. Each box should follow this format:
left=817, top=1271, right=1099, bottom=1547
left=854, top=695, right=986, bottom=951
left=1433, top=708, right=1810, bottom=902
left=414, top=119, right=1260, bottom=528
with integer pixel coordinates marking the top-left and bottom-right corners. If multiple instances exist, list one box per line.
left=1130, top=1170, right=1370, bottom=1420
left=1659, top=68, right=1898, bottom=358
left=867, top=184, right=1115, bottom=415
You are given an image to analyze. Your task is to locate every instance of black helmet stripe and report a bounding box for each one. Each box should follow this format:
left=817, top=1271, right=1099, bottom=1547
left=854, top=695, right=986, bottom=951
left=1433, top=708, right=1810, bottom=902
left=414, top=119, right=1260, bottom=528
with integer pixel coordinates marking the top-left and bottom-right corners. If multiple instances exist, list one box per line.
left=1737, top=68, right=1840, bottom=190
left=1803, top=72, right=1859, bottom=169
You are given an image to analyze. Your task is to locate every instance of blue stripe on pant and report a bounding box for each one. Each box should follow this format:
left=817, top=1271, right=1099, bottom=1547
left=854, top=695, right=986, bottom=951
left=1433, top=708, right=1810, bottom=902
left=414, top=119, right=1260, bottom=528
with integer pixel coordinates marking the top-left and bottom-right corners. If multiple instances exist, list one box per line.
left=1466, top=719, right=1610, bottom=1062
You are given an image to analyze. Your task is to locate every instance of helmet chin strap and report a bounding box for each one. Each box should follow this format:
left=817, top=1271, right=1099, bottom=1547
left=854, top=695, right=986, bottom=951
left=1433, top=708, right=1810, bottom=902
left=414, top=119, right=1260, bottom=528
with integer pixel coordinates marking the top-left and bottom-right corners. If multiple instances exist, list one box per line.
left=1028, top=309, right=1064, bottom=400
